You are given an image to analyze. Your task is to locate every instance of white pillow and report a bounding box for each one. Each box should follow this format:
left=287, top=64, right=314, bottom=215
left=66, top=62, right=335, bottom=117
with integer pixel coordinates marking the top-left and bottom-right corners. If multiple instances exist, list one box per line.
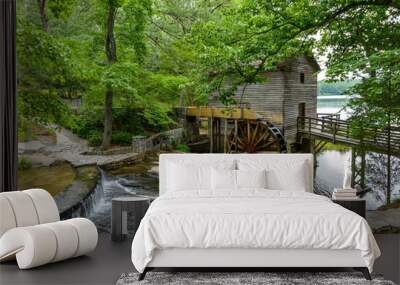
left=266, top=162, right=308, bottom=191
left=211, top=168, right=236, bottom=190
left=211, top=169, right=267, bottom=191
left=237, top=169, right=267, bottom=189
left=167, top=160, right=235, bottom=192
left=238, top=159, right=310, bottom=192
left=167, top=163, right=210, bottom=191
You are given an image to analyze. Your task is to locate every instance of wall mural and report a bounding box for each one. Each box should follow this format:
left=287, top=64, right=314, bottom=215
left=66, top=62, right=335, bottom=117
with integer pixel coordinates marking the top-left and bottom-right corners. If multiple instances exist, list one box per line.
left=16, top=0, right=399, bottom=236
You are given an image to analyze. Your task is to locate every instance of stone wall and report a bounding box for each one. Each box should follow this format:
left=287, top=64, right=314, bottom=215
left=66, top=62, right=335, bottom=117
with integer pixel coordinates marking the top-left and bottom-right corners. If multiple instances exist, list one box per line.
left=132, top=128, right=183, bottom=154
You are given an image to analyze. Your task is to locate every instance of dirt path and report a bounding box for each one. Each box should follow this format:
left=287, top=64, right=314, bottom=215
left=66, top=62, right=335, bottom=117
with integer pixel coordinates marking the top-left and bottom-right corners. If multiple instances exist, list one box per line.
left=19, top=127, right=138, bottom=168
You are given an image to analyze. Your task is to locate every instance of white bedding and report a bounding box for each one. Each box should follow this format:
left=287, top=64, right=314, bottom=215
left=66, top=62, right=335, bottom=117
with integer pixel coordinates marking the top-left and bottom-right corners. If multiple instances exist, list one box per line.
left=131, top=190, right=380, bottom=273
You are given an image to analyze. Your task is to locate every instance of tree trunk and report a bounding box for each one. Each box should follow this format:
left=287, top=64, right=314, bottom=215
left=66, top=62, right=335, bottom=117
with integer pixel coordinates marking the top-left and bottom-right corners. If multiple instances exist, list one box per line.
left=101, top=5, right=117, bottom=149
left=37, top=0, right=48, bottom=32
left=102, top=88, right=113, bottom=148
left=386, top=81, right=392, bottom=205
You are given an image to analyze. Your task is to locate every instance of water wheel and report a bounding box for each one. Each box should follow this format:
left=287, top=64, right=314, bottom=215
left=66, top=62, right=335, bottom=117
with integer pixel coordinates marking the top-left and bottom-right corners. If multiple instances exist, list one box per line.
left=228, top=120, right=287, bottom=153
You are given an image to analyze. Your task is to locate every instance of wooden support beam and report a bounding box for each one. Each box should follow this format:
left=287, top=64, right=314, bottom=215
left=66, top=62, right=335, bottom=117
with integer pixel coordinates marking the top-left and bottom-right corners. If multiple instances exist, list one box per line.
left=220, top=120, right=222, bottom=152
left=314, top=140, right=328, bottom=154
left=224, top=118, right=228, bottom=153
left=247, top=120, right=251, bottom=143
left=217, top=119, right=220, bottom=152
left=360, top=150, right=366, bottom=190
left=387, top=122, right=392, bottom=205
left=234, top=120, right=238, bottom=153
left=387, top=154, right=391, bottom=204
left=351, top=147, right=366, bottom=190
left=209, top=116, right=213, bottom=153
left=351, top=148, right=356, bottom=189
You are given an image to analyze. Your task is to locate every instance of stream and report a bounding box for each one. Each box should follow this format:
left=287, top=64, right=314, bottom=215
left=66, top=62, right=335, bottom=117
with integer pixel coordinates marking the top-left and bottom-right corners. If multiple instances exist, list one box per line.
left=82, top=155, right=159, bottom=234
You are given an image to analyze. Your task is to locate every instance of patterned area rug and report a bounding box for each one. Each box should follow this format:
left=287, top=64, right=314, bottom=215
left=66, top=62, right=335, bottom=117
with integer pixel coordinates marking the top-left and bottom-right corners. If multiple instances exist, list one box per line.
left=116, top=272, right=396, bottom=285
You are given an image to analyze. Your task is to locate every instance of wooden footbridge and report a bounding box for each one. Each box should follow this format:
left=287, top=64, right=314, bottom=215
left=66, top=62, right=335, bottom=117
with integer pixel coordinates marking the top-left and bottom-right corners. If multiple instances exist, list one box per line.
left=297, top=115, right=400, bottom=156
left=297, top=114, right=400, bottom=192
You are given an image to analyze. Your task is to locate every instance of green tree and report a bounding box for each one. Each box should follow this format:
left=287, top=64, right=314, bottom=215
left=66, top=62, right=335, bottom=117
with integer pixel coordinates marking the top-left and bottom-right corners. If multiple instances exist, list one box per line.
left=347, top=50, right=400, bottom=204
left=100, top=0, right=120, bottom=148
left=17, top=0, right=86, bottom=129
left=318, top=81, right=359, bottom=97
left=99, top=0, right=151, bottom=149
left=189, top=0, right=399, bottom=105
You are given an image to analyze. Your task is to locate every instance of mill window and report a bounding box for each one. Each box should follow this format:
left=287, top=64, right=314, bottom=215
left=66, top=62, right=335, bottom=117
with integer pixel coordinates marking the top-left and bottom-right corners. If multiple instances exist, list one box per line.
left=300, top=73, right=305, bottom=83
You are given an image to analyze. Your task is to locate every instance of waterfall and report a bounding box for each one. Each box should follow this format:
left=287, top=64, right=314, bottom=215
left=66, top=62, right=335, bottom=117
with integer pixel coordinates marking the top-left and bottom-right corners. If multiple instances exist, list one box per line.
left=71, top=168, right=106, bottom=218
left=66, top=161, right=158, bottom=232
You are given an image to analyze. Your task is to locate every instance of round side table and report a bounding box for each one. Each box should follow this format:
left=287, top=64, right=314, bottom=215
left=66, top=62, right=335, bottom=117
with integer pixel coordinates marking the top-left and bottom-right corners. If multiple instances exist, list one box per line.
left=111, top=196, right=151, bottom=242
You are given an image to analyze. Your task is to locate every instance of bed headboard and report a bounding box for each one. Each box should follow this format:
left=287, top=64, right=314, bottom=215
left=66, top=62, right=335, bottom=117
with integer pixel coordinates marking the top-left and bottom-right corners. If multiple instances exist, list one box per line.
left=159, top=153, right=314, bottom=195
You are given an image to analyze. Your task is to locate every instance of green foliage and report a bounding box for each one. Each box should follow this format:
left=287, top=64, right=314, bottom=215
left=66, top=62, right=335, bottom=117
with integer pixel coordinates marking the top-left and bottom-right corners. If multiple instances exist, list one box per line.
left=99, top=62, right=139, bottom=93
left=347, top=50, right=400, bottom=130
left=118, top=0, right=152, bottom=62
left=318, top=81, right=359, bottom=97
left=112, top=131, right=132, bottom=145
left=175, top=143, right=190, bottom=153
left=112, top=108, right=146, bottom=134
left=16, top=25, right=74, bottom=125
left=317, top=141, right=349, bottom=152
left=18, top=158, right=33, bottom=170
left=87, top=131, right=103, bottom=146
left=143, top=103, right=175, bottom=132
left=68, top=108, right=143, bottom=145
left=66, top=110, right=104, bottom=146
left=67, top=105, right=175, bottom=146
left=48, top=0, right=76, bottom=19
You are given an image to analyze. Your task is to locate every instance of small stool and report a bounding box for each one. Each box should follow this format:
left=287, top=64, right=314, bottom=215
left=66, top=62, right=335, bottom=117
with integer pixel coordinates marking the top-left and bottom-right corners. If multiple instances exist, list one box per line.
left=111, top=196, right=151, bottom=242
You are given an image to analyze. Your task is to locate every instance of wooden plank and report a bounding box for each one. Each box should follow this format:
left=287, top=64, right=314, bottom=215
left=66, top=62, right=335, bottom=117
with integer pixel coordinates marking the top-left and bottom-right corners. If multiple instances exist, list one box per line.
left=210, top=116, right=213, bottom=153
left=224, top=118, right=228, bottom=153
left=186, top=106, right=259, bottom=120
left=234, top=120, right=238, bottom=153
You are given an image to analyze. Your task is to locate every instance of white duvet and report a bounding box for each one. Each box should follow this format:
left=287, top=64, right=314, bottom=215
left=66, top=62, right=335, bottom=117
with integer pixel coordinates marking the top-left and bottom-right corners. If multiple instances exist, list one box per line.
left=131, top=190, right=380, bottom=273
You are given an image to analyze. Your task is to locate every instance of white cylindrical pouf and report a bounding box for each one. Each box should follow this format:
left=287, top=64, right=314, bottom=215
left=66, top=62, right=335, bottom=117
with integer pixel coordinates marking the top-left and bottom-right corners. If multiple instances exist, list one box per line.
left=24, top=189, right=60, bottom=224
left=0, top=196, right=17, bottom=237
left=42, top=221, right=79, bottom=262
left=0, top=226, right=58, bottom=269
left=1, top=192, right=39, bottom=227
left=66, top=218, right=98, bottom=257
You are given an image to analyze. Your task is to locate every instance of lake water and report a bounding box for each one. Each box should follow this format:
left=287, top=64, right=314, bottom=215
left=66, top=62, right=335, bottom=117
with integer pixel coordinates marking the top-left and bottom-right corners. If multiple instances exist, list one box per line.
left=316, top=96, right=400, bottom=210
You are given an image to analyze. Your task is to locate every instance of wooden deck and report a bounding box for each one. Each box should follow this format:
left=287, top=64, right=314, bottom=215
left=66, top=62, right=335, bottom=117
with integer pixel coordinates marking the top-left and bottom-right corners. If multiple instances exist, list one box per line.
left=297, top=116, right=400, bottom=156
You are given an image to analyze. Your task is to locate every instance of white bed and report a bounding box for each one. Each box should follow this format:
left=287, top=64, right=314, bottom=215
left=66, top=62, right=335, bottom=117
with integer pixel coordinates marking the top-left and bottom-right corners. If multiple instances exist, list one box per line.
left=131, top=154, right=380, bottom=280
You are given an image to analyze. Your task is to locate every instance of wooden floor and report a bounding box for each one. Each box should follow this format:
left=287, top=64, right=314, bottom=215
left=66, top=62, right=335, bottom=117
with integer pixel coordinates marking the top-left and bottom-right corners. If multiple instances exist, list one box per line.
left=0, top=233, right=399, bottom=285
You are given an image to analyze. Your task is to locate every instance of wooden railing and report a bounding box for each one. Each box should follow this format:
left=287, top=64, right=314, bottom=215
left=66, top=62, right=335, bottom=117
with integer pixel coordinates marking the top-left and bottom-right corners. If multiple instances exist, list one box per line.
left=297, top=116, right=400, bottom=155
left=317, top=113, right=341, bottom=120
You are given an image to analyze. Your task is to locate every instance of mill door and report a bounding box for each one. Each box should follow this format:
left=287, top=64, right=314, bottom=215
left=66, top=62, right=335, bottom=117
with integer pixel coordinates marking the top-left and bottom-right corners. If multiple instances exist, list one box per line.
left=298, top=103, right=306, bottom=130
